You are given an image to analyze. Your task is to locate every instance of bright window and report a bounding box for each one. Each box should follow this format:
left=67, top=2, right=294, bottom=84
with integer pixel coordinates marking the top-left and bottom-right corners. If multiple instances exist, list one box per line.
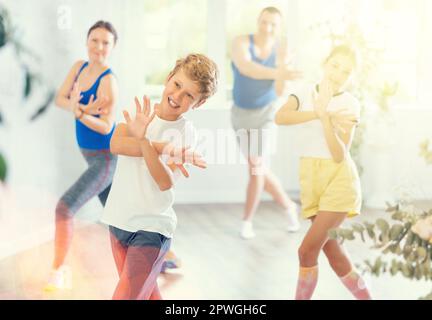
left=142, top=0, right=207, bottom=86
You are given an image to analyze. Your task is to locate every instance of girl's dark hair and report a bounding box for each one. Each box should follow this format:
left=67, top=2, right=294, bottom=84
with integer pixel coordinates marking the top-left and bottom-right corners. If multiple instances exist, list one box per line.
left=87, top=20, right=118, bottom=44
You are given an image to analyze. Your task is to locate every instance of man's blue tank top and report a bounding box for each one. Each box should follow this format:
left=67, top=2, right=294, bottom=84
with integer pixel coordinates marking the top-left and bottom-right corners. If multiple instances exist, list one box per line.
left=74, top=62, right=115, bottom=150
left=232, top=34, right=277, bottom=109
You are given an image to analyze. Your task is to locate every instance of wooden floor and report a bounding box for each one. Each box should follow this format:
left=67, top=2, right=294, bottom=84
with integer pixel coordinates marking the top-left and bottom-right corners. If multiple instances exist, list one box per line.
left=0, top=201, right=431, bottom=300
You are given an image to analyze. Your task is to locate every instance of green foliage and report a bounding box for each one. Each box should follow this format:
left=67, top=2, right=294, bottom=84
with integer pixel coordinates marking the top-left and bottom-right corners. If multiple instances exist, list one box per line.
left=329, top=202, right=432, bottom=299
left=0, top=152, right=7, bottom=182
left=0, top=6, right=9, bottom=49
left=24, top=68, right=33, bottom=99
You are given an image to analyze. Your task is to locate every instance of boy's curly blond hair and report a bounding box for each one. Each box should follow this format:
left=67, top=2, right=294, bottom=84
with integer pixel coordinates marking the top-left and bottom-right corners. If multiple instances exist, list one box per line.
left=168, top=54, right=219, bottom=101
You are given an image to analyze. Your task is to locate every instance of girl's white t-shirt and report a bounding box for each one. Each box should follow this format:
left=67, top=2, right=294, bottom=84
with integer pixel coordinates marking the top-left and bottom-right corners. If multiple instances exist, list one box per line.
left=292, top=84, right=361, bottom=159
left=101, top=114, right=197, bottom=238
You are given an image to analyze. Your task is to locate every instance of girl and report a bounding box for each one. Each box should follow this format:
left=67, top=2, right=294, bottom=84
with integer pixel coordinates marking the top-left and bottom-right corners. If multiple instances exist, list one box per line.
left=275, top=45, right=372, bottom=300
left=45, top=21, right=118, bottom=291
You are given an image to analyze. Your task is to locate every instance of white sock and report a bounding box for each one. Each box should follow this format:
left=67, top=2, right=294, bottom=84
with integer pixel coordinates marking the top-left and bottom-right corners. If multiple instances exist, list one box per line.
left=240, top=220, right=256, bottom=239
left=285, top=202, right=300, bottom=232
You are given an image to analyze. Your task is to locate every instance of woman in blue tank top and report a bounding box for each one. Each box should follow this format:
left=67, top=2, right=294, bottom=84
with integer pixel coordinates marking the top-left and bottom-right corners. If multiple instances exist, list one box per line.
left=231, top=7, right=302, bottom=240
left=44, top=21, right=119, bottom=291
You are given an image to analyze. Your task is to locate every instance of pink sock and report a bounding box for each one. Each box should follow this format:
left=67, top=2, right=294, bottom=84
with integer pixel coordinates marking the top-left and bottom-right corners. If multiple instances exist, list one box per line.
left=340, top=270, right=372, bottom=300
left=295, top=265, right=318, bottom=300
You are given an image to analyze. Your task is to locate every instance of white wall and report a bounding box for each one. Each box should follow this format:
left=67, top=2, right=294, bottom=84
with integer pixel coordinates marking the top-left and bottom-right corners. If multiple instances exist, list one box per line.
left=360, top=107, right=432, bottom=205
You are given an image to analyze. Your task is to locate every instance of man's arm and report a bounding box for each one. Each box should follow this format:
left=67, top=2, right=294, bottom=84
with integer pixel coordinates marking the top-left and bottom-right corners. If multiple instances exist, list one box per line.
left=274, top=39, right=299, bottom=96
left=231, top=35, right=278, bottom=80
left=232, top=36, right=300, bottom=85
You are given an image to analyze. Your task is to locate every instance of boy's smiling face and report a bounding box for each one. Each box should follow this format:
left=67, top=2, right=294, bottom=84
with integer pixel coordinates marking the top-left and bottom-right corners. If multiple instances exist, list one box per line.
left=158, top=68, right=206, bottom=120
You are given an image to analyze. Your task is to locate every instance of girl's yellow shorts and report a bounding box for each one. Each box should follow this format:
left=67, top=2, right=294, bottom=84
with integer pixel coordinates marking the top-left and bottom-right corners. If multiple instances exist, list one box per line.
left=299, top=157, right=362, bottom=219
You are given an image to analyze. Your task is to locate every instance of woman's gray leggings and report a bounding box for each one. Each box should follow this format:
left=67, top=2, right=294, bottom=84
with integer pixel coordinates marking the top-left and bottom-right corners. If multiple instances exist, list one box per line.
left=53, top=148, right=117, bottom=268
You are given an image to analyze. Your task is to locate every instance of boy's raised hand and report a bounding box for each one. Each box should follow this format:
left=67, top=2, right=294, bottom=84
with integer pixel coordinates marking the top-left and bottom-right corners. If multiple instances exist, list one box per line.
left=123, top=95, right=157, bottom=140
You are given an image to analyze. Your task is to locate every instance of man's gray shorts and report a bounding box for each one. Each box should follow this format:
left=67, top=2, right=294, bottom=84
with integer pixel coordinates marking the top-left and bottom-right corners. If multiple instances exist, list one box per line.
left=231, top=102, right=277, bottom=159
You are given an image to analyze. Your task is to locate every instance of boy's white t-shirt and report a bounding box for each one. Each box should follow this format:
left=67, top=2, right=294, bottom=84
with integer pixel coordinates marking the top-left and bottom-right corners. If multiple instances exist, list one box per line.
left=292, top=84, right=361, bottom=159
left=101, top=114, right=197, bottom=238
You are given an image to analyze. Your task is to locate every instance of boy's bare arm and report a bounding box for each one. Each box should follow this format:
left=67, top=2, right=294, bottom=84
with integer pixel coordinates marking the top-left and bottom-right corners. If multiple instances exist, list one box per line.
left=110, top=123, right=171, bottom=157
left=139, top=138, right=174, bottom=191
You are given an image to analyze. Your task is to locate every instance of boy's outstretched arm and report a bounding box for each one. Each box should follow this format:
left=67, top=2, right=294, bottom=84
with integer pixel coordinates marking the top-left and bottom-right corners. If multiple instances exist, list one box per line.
left=111, top=123, right=185, bottom=187
left=139, top=138, right=174, bottom=191
left=110, top=123, right=143, bottom=157
left=111, top=124, right=177, bottom=157
left=120, top=96, right=174, bottom=191
left=110, top=123, right=206, bottom=179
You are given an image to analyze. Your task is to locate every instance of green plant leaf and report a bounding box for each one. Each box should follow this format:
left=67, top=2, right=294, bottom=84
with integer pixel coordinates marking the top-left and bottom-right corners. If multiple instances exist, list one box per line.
left=417, top=247, right=427, bottom=262
left=405, top=232, right=414, bottom=246
left=0, top=8, right=8, bottom=49
left=390, top=259, right=402, bottom=276
left=376, top=219, right=390, bottom=232
left=391, top=211, right=404, bottom=221
left=389, top=224, right=404, bottom=241
left=403, top=245, right=413, bottom=259
left=364, top=222, right=376, bottom=241
left=401, top=263, right=413, bottom=278
left=0, top=151, right=7, bottom=182
left=328, top=229, right=339, bottom=240
left=386, top=203, right=399, bottom=213
left=341, top=229, right=355, bottom=241
left=414, top=263, right=423, bottom=280
left=352, top=223, right=365, bottom=233
left=23, top=69, right=32, bottom=99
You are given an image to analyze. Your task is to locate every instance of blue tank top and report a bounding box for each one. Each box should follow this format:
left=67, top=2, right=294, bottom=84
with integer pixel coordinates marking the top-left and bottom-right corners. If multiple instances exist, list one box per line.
left=74, top=62, right=115, bottom=150
left=232, top=34, right=277, bottom=109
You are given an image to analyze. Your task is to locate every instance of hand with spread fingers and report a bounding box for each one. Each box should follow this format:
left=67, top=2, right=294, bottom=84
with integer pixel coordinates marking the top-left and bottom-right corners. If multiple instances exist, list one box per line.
left=123, top=95, right=157, bottom=140
left=70, top=82, right=109, bottom=118
left=84, top=94, right=110, bottom=115
left=162, top=143, right=207, bottom=178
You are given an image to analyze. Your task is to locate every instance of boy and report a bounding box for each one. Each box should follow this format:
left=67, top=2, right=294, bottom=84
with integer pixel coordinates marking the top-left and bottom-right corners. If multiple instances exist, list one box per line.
left=101, top=54, right=218, bottom=300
